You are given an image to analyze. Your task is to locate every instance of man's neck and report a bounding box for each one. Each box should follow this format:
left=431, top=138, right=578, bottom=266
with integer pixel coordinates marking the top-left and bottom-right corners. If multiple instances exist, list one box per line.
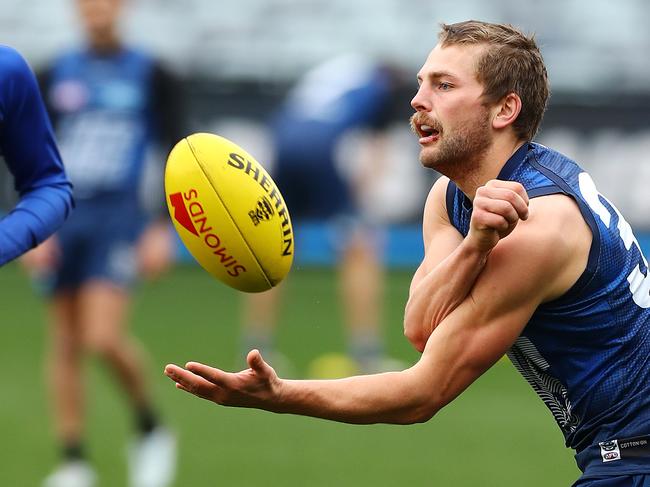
left=454, top=138, right=526, bottom=200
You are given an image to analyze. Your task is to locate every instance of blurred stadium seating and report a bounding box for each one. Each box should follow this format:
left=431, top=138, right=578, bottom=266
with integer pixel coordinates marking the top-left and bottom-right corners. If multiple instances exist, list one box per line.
left=1, top=0, right=649, bottom=254
left=5, top=0, right=649, bottom=90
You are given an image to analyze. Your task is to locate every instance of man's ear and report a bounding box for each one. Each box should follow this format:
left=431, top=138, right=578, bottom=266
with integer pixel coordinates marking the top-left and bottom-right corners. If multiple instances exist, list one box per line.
left=492, top=92, right=522, bottom=130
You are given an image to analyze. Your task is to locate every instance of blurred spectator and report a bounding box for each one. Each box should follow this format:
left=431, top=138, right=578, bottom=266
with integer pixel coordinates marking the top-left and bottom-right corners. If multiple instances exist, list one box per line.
left=242, top=53, right=406, bottom=376
left=21, top=1, right=184, bottom=486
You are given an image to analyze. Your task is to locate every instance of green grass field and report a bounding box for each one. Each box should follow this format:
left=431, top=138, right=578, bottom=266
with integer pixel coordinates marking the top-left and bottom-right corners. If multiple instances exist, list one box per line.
left=0, top=263, right=580, bottom=486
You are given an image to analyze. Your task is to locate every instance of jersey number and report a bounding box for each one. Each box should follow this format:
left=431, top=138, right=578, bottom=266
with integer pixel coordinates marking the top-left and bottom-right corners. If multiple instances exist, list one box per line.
left=579, top=173, right=650, bottom=308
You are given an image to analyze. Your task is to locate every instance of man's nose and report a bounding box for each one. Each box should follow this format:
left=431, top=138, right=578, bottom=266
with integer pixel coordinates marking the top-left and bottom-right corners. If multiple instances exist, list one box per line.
left=411, top=86, right=431, bottom=112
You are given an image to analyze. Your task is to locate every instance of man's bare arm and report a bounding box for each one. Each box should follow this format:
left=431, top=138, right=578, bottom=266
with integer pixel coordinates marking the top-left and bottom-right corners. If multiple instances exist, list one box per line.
left=165, top=194, right=589, bottom=424
left=404, top=177, right=529, bottom=351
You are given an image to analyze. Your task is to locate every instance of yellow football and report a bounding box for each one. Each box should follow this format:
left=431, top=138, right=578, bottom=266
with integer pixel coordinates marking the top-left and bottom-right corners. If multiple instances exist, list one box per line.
left=164, top=133, right=294, bottom=292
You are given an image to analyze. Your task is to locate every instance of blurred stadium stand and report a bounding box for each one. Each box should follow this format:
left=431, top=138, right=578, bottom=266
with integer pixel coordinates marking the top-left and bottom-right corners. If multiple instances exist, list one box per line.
left=7, top=0, right=649, bottom=90
left=1, top=0, right=649, bottom=265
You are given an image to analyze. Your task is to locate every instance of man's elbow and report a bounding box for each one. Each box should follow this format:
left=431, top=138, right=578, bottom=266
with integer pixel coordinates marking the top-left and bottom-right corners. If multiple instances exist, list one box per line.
left=50, top=182, right=75, bottom=224
left=403, top=321, right=427, bottom=353
left=410, top=404, right=438, bottom=424
left=27, top=182, right=75, bottom=246
left=393, top=370, right=445, bottom=424
left=59, top=183, right=75, bottom=214
left=399, top=396, right=441, bottom=424
left=48, top=183, right=75, bottom=225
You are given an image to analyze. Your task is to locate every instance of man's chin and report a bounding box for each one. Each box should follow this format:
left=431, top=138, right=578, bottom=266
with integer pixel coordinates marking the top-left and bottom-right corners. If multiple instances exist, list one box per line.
left=419, top=159, right=437, bottom=170
left=419, top=149, right=442, bottom=169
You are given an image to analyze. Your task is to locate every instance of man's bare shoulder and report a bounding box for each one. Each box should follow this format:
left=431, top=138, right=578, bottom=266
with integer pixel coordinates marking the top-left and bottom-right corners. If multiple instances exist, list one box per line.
left=525, top=193, right=592, bottom=254
left=424, top=176, right=451, bottom=212
left=489, top=192, right=592, bottom=303
left=421, top=176, right=456, bottom=243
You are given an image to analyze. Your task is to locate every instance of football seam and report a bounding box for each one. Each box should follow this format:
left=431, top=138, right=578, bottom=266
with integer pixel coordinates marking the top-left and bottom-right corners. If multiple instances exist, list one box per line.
left=185, top=136, right=273, bottom=290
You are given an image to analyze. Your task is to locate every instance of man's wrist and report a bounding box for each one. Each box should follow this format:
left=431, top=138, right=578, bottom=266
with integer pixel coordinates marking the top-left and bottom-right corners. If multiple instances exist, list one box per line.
left=458, top=237, right=491, bottom=267
left=272, top=378, right=300, bottom=415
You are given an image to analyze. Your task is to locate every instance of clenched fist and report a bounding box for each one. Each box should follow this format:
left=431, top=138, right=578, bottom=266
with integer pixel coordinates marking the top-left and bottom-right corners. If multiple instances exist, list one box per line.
left=468, top=180, right=529, bottom=253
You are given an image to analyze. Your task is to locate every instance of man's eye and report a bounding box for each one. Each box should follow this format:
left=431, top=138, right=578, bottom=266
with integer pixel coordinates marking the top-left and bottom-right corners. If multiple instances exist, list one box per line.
left=439, top=82, right=451, bottom=90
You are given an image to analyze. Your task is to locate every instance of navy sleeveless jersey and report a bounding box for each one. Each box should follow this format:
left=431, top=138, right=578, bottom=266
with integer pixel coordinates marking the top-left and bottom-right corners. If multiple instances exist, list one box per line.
left=446, top=142, right=650, bottom=478
left=0, top=45, right=73, bottom=265
left=43, top=47, right=158, bottom=202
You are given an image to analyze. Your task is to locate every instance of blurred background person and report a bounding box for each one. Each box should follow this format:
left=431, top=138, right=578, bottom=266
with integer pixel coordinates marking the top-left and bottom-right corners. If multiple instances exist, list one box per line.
left=21, top=0, right=185, bottom=486
left=242, top=53, right=407, bottom=376
left=0, top=45, right=73, bottom=267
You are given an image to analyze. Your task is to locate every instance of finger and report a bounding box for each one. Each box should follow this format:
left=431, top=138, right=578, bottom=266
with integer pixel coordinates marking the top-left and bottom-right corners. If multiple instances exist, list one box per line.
left=174, top=381, right=209, bottom=400
left=164, top=363, right=185, bottom=379
left=485, top=180, right=529, bottom=206
left=477, top=186, right=529, bottom=220
left=164, top=364, right=196, bottom=385
left=473, top=213, right=510, bottom=233
left=185, top=362, right=228, bottom=387
left=475, top=199, right=520, bottom=225
left=164, top=364, right=219, bottom=398
left=247, top=349, right=273, bottom=377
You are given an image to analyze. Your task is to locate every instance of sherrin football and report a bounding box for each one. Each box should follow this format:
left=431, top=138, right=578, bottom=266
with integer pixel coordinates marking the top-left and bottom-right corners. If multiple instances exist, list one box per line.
left=164, top=133, right=294, bottom=292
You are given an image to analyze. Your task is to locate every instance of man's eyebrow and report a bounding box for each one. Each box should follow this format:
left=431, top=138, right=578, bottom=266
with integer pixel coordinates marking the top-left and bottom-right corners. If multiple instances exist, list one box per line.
left=416, top=71, right=458, bottom=83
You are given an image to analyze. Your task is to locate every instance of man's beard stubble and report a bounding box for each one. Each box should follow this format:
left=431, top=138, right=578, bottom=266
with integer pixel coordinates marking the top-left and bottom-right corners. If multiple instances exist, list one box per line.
left=411, top=108, right=493, bottom=181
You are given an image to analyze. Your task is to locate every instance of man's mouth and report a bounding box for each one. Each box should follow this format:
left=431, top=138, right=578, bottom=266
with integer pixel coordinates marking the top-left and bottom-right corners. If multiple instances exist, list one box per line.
left=417, top=124, right=440, bottom=144
left=410, top=114, right=441, bottom=145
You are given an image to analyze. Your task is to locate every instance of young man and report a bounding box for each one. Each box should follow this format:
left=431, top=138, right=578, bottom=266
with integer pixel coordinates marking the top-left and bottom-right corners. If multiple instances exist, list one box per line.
left=0, top=45, right=73, bottom=265
left=22, top=1, right=183, bottom=486
left=165, top=21, right=650, bottom=486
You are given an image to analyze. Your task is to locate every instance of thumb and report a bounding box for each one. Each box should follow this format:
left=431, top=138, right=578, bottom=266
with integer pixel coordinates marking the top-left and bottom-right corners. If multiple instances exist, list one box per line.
left=247, top=349, right=271, bottom=376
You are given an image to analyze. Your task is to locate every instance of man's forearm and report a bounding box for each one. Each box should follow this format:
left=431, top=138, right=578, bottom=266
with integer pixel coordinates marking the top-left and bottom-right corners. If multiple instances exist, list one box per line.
left=166, top=354, right=443, bottom=425
left=404, top=239, right=489, bottom=351
left=274, top=369, right=437, bottom=425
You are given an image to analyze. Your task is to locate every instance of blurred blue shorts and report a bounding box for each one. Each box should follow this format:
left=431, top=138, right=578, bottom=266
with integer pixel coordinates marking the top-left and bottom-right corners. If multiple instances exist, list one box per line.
left=573, top=475, right=650, bottom=487
left=46, top=199, right=143, bottom=293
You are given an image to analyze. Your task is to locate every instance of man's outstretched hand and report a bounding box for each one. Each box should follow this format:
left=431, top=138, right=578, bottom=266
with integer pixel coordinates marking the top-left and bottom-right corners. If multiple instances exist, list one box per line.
left=164, top=350, right=281, bottom=410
